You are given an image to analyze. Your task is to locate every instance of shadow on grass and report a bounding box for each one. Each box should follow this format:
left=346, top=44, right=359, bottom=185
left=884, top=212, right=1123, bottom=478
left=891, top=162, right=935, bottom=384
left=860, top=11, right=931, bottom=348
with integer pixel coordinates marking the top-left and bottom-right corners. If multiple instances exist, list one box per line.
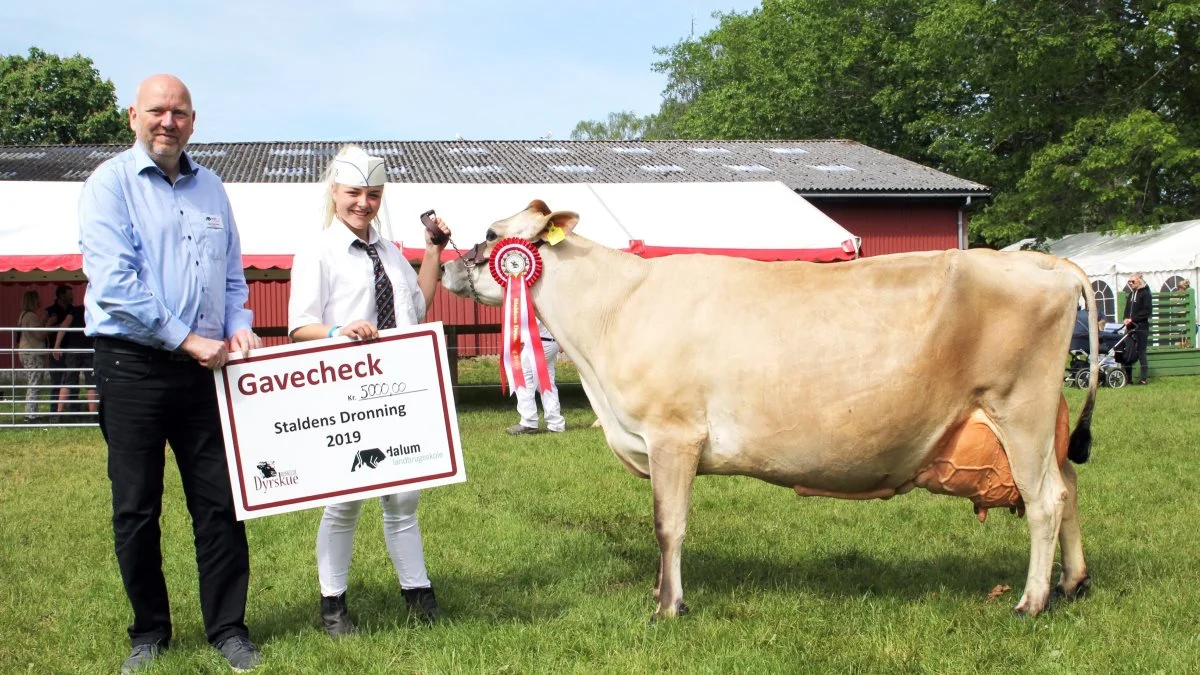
left=246, top=536, right=1130, bottom=636
left=684, top=547, right=1030, bottom=599
left=520, top=506, right=1142, bottom=607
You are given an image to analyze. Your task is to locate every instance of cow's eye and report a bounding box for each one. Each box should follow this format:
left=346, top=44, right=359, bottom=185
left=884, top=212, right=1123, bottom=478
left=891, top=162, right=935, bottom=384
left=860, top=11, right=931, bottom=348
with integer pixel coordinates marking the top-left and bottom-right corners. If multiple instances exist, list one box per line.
left=485, top=229, right=498, bottom=241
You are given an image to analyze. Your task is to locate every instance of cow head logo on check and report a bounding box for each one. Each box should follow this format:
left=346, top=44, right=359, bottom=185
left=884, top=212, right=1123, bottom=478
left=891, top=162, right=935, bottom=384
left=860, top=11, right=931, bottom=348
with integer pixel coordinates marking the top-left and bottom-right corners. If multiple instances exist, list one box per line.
left=256, top=461, right=277, bottom=478
left=351, top=448, right=387, bottom=472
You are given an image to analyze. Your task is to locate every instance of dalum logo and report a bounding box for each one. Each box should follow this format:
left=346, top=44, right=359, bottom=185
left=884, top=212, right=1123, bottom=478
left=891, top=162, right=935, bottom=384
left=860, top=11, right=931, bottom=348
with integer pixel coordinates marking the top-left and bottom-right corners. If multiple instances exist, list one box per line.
left=351, top=448, right=387, bottom=472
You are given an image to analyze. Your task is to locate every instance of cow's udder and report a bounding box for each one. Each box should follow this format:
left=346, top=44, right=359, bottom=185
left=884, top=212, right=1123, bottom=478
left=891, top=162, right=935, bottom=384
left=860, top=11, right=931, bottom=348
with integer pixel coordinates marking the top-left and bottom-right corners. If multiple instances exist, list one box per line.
left=913, top=396, right=1069, bottom=522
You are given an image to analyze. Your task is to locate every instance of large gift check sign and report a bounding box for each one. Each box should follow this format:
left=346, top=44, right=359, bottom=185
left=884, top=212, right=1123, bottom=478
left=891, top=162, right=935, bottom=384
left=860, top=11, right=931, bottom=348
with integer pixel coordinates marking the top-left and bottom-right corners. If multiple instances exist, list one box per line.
left=214, top=322, right=465, bottom=520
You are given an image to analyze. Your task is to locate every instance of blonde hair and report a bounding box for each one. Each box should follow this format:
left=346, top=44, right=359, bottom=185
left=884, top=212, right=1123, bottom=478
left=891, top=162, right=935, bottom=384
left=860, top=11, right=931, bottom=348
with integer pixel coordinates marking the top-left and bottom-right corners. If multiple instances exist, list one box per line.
left=321, top=144, right=390, bottom=232
left=20, top=290, right=40, bottom=314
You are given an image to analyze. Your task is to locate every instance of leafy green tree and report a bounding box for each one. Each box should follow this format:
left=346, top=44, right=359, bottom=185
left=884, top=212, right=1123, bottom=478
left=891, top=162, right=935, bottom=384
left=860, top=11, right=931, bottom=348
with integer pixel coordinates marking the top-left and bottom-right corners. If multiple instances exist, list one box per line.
left=577, top=0, right=1200, bottom=246
left=652, top=0, right=923, bottom=158
left=571, top=111, right=648, bottom=140
left=570, top=110, right=675, bottom=140
left=886, top=0, right=1200, bottom=244
left=0, top=47, right=131, bottom=145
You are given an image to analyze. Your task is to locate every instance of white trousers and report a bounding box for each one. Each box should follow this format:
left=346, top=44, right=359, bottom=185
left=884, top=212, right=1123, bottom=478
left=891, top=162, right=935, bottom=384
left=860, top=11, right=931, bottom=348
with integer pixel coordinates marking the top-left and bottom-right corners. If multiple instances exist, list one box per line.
left=516, top=338, right=564, bottom=431
left=316, top=491, right=430, bottom=597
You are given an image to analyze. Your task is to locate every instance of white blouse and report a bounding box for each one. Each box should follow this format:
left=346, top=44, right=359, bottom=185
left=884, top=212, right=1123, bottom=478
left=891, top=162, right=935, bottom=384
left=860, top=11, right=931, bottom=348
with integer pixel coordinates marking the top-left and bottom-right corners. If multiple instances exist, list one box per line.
left=288, top=222, right=425, bottom=333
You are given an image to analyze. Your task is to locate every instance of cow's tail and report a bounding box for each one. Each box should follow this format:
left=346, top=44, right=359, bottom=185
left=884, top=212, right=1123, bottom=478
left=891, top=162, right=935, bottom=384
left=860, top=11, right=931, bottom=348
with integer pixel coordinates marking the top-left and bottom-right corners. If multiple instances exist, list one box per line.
left=1062, top=258, right=1098, bottom=464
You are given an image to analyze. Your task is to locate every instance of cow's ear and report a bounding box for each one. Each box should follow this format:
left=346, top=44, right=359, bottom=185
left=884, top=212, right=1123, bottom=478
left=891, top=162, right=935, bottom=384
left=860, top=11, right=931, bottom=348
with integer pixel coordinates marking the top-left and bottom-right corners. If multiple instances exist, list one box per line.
left=539, top=210, right=579, bottom=244
left=528, top=199, right=552, bottom=216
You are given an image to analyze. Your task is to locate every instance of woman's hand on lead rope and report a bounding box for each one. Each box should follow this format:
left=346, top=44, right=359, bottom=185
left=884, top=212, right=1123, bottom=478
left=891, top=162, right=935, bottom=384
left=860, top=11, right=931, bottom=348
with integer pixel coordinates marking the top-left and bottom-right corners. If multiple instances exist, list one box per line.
left=425, top=215, right=451, bottom=251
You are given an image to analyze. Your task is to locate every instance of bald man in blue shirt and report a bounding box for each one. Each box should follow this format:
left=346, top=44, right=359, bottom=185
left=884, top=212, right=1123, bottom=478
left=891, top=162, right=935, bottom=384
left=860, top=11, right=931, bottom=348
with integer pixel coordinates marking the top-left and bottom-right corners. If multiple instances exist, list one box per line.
left=79, top=74, right=263, bottom=673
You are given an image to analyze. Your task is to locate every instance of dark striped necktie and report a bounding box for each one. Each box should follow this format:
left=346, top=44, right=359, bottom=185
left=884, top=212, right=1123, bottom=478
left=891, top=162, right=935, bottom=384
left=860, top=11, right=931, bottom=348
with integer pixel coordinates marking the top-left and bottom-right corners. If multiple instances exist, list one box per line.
left=351, top=239, right=397, bottom=329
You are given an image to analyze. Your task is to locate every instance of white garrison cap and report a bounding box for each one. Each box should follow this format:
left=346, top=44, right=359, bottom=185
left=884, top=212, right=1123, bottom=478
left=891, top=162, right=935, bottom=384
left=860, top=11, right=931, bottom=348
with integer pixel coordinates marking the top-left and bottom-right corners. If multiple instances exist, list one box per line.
left=330, top=147, right=387, bottom=186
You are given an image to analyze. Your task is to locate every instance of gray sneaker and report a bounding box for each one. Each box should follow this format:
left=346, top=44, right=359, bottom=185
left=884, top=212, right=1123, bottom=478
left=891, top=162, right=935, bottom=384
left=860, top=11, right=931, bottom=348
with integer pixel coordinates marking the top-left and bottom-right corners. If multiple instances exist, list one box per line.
left=506, top=424, right=540, bottom=435
left=121, top=643, right=166, bottom=674
left=216, top=635, right=262, bottom=672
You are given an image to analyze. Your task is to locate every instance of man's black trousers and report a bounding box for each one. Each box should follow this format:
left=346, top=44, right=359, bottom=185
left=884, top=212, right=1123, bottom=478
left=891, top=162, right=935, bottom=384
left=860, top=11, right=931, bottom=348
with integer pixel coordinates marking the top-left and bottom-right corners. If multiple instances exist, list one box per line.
left=94, top=337, right=249, bottom=647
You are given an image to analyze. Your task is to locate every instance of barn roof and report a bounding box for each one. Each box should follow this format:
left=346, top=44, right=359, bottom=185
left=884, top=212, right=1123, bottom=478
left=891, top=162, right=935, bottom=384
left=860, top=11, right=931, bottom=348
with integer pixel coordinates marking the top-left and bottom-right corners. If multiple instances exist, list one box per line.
left=0, top=139, right=989, bottom=196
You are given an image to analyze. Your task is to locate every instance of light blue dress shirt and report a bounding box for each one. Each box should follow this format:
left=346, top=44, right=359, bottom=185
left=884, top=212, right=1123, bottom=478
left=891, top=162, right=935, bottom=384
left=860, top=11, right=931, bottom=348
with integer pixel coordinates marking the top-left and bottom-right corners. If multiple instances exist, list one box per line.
left=79, top=144, right=253, bottom=350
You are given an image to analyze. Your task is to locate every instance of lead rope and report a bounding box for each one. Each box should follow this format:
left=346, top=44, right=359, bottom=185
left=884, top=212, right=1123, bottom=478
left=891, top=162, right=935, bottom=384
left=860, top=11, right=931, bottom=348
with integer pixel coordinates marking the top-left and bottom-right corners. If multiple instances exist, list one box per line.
left=441, top=236, right=480, bottom=302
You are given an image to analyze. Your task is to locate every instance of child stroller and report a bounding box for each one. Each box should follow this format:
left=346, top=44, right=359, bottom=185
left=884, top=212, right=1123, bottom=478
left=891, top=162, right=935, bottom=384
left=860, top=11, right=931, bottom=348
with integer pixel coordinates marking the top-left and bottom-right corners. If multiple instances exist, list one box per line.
left=1068, top=328, right=1137, bottom=389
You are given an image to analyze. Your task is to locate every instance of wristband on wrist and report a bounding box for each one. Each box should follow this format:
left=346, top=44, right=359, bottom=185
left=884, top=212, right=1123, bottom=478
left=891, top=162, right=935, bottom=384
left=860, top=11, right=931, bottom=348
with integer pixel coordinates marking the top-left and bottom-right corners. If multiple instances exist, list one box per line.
left=328, top=325, right=342, bottom=338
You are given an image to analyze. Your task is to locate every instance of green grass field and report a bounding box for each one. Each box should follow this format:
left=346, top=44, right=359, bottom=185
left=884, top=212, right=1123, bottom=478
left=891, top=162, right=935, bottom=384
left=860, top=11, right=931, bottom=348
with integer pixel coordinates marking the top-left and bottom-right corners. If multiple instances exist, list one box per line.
left=2, top=367, right=1199, bottom=673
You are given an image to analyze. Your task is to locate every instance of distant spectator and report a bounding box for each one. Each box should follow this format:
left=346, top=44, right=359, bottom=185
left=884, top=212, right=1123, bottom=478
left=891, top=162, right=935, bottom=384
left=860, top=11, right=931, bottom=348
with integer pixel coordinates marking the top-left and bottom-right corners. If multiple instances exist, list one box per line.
left=44, top=285, right=73, bottom=421
left=1122, top=273, right=1152, bottom=384
left=507, top=318, right=565, bottom=435
left=1098, top=317, right=1122, bottom=353
left=51, top=291, right=98, bottom=422
left=16, top=290, right=48, bottom=422
left=1069, top=307, right=1089, bottom=353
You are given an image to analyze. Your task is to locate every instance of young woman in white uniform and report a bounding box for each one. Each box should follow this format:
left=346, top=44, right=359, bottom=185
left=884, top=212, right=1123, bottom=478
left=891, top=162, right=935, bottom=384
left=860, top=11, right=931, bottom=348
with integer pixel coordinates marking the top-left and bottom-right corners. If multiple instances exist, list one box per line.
left=288, top=145, right=451, bottom=635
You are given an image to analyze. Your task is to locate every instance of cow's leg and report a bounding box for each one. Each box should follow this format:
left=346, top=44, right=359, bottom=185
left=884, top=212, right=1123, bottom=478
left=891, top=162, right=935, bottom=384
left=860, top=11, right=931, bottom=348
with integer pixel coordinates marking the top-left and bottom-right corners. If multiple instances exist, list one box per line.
left=1054, top=461, right=1090, bottom=600
left=1009, top=439, right=1069, bottom=617
left=649, top=443, right=700, bottom=621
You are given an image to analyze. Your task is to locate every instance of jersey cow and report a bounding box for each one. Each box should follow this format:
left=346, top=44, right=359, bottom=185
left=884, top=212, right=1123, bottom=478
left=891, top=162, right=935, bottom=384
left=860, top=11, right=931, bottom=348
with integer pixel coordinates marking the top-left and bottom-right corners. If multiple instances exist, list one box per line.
left=441, top=200, right=1099, bottom=621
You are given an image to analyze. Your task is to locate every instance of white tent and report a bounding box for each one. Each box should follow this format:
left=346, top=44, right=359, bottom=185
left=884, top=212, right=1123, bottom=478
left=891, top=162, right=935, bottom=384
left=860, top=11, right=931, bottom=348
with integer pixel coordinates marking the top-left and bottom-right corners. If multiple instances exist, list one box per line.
left=1003, top=219, right=1199, bottom=320
left=0, top=180, right=860, bottom=278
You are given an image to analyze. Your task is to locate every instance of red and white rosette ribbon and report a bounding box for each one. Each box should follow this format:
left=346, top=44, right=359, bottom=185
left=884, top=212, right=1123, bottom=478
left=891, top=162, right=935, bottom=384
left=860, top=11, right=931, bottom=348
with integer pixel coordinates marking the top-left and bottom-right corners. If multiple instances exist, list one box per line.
left=489, top=238, right=552, bottom=396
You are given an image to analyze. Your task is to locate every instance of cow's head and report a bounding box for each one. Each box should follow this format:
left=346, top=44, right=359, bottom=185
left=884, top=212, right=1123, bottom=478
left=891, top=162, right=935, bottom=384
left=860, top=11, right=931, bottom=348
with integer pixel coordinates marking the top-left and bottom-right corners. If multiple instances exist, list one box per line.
left=441, top=199, right=579, bottom=305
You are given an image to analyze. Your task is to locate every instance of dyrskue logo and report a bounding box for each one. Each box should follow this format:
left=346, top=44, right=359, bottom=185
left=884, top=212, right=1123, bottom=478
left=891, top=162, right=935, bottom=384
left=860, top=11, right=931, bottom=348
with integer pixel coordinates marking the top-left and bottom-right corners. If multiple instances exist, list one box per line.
left=253, top=459, right=299, bottom=493
left=351, top=448, right=387, bottom=472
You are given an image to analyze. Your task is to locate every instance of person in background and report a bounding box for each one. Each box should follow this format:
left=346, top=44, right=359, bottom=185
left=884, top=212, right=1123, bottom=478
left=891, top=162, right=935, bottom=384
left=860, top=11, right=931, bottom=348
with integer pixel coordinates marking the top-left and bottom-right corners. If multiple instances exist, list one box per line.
left=1096, top=315, right=1122, bottom=353
left=1122, top=272, right=1152, bottom=384
left=507, top=317, right=566, bottom=435
left=44, top=285, right=73, bottom=423
left=288, top=145, right=451, bottom=637
left=16, top=290, right=48, bottom=423
left=50, top=287, right=98, bottom=422
left=78, top=74, right=263, bottom=673
left=1069, top=305, right=1089, bottom=353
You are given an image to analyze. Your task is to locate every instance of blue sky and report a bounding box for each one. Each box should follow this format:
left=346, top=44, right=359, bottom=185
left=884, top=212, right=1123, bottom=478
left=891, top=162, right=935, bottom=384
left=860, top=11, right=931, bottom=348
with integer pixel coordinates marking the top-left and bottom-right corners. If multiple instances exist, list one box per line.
left=2, top=0, right=761, bottom=143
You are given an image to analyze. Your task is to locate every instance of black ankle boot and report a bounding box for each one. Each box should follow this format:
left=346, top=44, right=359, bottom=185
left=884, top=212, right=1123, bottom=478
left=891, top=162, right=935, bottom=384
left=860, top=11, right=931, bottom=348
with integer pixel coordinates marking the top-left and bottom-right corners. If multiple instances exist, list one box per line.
left=402, top=586, right=443, bottom=624
left=320, top=592, right=356, bottom=638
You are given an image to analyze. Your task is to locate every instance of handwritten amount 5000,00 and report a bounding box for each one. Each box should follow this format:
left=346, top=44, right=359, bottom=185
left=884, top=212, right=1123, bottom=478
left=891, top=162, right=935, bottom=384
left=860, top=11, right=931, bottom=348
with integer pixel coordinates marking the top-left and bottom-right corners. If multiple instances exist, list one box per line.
left=359, top=382, right=408, bottom=400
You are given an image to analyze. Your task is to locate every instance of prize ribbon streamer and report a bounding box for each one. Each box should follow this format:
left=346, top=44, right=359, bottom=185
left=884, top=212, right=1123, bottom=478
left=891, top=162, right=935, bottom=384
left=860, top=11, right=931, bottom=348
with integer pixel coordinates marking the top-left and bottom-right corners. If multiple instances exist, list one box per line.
left=489, top=239, right=552, bottom=395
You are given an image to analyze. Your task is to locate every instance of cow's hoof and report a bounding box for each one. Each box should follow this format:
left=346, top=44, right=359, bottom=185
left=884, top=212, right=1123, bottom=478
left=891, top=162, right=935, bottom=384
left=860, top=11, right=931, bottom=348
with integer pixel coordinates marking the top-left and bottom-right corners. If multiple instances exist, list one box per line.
left=1053, top=574, right=1091, bottom=602
left=648, top=600, right=688, bottom=624
left=1012, top=595, right=1049, bottom=618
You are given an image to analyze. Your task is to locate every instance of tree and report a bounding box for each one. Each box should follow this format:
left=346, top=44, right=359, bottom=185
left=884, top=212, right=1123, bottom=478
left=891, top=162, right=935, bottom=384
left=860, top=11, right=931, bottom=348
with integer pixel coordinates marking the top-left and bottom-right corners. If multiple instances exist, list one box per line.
left=575, top=0, right=1200, bottom=246
left=570, top=110, right=671, bottom=140
left=652, top=0, right=923, bottom=158
left=0, top=47, right=131, bottom=145
left=884, top=0, right=1200, bottom=244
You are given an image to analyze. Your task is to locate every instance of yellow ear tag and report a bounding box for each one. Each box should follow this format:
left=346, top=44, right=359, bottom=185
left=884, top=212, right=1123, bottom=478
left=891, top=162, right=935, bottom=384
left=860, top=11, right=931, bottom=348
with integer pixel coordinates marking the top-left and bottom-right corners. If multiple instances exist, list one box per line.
left=546, top=224, right=566, bottom=246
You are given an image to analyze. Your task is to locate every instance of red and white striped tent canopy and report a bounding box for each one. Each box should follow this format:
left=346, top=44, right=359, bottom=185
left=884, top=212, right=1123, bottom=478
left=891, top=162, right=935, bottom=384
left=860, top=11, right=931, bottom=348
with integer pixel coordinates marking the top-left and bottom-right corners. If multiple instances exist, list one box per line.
left=0, top=180, right=859, bottom=278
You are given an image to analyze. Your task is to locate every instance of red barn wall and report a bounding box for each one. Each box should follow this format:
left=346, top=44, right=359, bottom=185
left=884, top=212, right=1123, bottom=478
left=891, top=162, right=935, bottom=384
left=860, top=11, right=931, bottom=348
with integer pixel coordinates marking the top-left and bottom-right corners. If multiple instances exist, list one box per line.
left=812, top=200, right=965, bottom=257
